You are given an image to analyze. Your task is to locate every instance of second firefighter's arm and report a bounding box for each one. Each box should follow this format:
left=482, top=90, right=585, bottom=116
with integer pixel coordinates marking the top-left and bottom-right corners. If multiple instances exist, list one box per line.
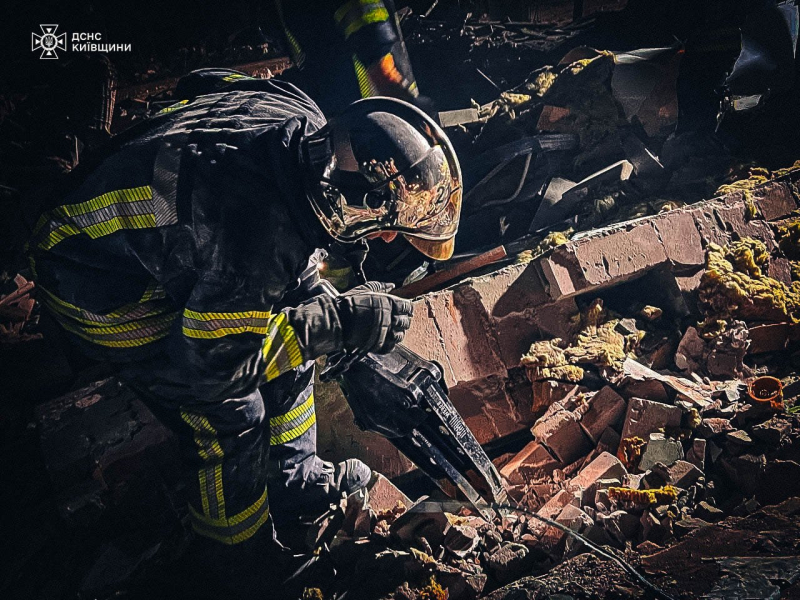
left=331, top=0, right=419, bottom=100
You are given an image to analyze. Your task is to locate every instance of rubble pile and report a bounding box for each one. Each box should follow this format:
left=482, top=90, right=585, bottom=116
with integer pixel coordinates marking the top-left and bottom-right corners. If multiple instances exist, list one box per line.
left=0, top=273, right=40, bottom=343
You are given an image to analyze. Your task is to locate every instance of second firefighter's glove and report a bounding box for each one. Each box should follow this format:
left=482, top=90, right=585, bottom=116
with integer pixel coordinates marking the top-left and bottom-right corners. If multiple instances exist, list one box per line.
left=337, top=283, right=413, bottom=354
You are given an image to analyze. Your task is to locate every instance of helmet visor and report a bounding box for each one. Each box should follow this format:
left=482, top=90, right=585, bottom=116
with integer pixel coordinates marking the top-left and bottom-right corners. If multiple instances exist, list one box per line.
left=321, top=144, right=461, bottom=244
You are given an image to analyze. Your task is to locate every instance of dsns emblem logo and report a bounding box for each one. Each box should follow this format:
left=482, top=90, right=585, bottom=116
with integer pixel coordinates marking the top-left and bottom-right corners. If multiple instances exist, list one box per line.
left=32, top=25, right=67, bottom=59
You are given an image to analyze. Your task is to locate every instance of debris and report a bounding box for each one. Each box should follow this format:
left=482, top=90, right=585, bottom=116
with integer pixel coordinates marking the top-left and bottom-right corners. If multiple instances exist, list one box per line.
left=530, top=408, right=593, bottom=465
left=0, top=274, right=42, bottom=343
left=698, top=238, right=800, bottom=328
left=617, top=436, right=647, bottom=471
left=747, top=376, right=784, bottom=411
left=522, top=299, right=641, bottom=383
left=499, top=441, right=560, bottom=485
left=607, top=485, right=678, bottom=506
left=579, top=386, right=626, bottom=444
left=659, top=460, right=704, bottom=489
left=622, top=358, right=713, bottom=408
left=621, top=397, right=683, bottom=441
left=485, top=543, right=532, bottom=584
left=638, top=433, right=685, bottom=471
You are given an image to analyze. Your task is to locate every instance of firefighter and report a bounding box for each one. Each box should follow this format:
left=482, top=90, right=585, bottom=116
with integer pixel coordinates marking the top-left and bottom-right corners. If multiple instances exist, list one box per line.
left=274, top=0, right=422, bottom=115
left=28, top=70, right=461, bottom=598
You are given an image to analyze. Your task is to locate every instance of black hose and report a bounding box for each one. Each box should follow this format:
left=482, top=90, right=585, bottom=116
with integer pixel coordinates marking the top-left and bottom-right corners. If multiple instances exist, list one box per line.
left=487, top=501, right=678, bottom=600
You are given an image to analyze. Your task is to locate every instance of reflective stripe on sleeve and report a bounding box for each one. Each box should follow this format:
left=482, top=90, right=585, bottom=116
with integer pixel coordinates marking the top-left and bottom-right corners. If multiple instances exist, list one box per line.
left=39, top=284, right=177, bottom=349
left=269, top=393, right=316, bottom=445
left=262, top=312, right=304, bottom=381
left=334, top=0, right=389, bottom=39
left=181, top=309, right=273, bottom=339
left=33, top=185, right=177, bottom=251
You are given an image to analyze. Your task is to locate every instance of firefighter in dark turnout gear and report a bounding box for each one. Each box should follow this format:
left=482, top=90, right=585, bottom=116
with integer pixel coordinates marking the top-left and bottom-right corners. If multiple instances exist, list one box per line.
left=28, top=70, right=461, bottom=598
left=274, top=0, right=421, bottom=116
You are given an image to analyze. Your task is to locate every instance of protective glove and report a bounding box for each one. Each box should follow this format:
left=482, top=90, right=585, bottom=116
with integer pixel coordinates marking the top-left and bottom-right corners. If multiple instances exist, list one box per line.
left=337, top=282, right=412, bottom=354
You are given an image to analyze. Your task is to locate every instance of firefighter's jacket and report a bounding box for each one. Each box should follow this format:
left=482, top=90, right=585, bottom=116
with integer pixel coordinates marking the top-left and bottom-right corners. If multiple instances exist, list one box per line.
left=28, top=79, right=336, bottom=408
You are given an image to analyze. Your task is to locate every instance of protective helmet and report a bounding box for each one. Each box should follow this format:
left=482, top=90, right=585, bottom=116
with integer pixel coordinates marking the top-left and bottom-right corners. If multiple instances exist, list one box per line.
left=301, top=97, right=462, bottom=261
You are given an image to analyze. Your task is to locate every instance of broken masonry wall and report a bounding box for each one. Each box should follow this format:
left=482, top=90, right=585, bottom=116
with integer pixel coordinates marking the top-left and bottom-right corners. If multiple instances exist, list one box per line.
left=317, top=172, right=800, bottom=477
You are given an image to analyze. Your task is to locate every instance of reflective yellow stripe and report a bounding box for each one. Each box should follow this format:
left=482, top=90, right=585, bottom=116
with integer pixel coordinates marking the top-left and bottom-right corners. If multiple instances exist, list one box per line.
left=269, top=394, right=315, bottom=427
left=261, top=312, right=304, bottom=381
left=221, top=73, right=253, bottom=82
left=35, top=186, right=159, bottom=250
left=275, top=0, right=306, bottom=68
left=81, top=214, right=157, bottom=239
left=40, top=285, right=173, bottom=326
left=342, top=6, right=389, bottom=38
left=40, top=224, right=81, bottom=250
left=188, top=488, right=270, bottom=545
left=270, top=412, right=316, bottom=445
left=181, top=411, right=226, bottom=521
left=182, top=308, right=273, bottom=339
left=158, top=99, right=189, bottom=114
left=55, top=312, right=177, bottom=348
left=139, top=280, right=166, bottom=303
left=352, top=54, right=376, bottom=99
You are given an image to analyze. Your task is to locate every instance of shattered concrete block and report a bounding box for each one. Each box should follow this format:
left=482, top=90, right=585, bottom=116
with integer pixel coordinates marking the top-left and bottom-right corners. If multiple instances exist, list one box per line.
left=570, top=452, right=628, bottom=495
left=619, top=378, right=670, bottom=403
left=499, top=441, right=560, bottom=485
left=601, top=509, right=641, bottom=543
left=673, top=516, right=712, bottom=536
left=620, top=397, right=682, bottom=441
left=640, top=510, right=669, bottom=544
left=531, top=381, right=583, bottom=414
left=555, top=505, right=595, bottom=553
left=726, top=429, right=754, bottom=446
left=534, top=489, right=574, bottom=541
left=531, top=409, right=593, bottom=465
left=638, top=433, right=684, bottom=471
left=694, top=501, right=725, bottom=522
left=580, top=386, right=627, bottom=444
left=439, top=107, right=480, bottom=128
left=450, top=376, right=531, bottom=444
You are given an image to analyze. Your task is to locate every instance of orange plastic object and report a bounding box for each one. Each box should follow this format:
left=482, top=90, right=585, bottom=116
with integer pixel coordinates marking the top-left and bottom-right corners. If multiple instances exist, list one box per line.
left=748, top=376, right=784, bottom=411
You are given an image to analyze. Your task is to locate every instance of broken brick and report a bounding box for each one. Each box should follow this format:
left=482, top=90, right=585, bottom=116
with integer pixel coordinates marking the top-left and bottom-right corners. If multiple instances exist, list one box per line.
left=751, top=417, right=792, bottom=446
left=367, top=473, right=412, bottom=514
left=697, top=418, right=735, bottom=438
left=499, top=441, right=560, bottom=485
left=659, top=460, right=704, bottom=489
left=537, top=221, right=669, bottom=299
left=580, top=386, right=627, bottom=443
left=569, top=452, right=628, bottom=494
left=620, top=397, right=683, bottom=441
left=531, top=409, right=593, bottom=464
left=754, top=181, right=798, bottom=221
left=686, top=438, right=707, bottom=470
